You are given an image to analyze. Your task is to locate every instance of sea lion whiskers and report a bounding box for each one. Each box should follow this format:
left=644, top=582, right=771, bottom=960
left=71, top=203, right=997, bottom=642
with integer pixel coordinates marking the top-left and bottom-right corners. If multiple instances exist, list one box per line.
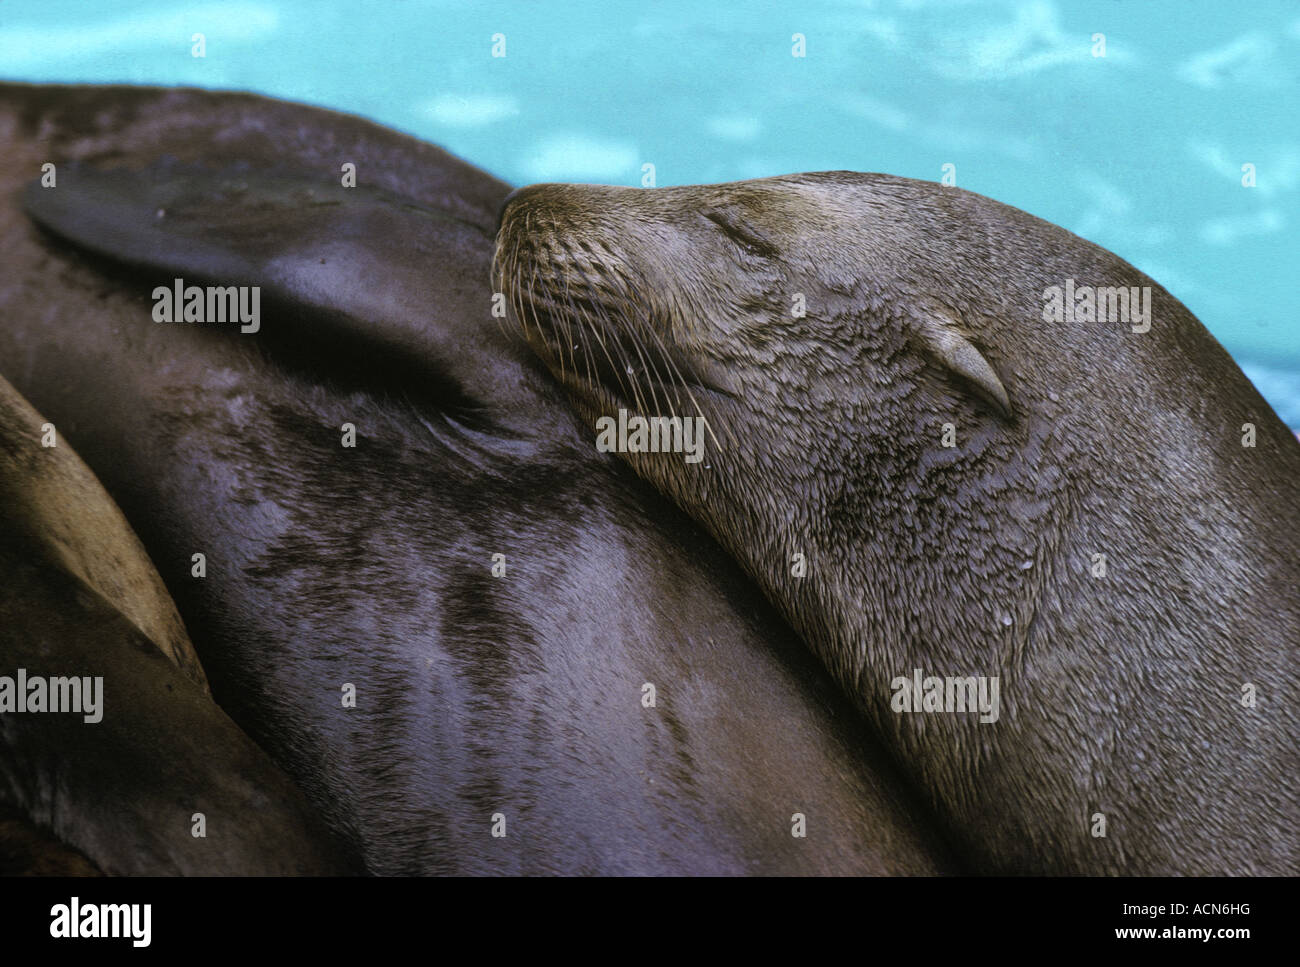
left=568, top=255, right=666, bottom=420
left=513, top=224, right=677, bottom=429
left=634, top=309, right=724, bottom=454
left=586, top=252, right=722, bottom=454
left=557, top=257, right=647, bottom=417
left=551, top=232, right=723, bottom=454
left=617, top=269, right=718, bottom=432
left=542, top=248, right=617, bottom=408
left=492, top=220, right=522, bottom=344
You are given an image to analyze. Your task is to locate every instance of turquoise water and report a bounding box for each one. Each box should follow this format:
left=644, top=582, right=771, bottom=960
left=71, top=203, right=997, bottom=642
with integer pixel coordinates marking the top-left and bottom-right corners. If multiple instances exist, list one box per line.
left=2, top=0, right=1297, bottom=425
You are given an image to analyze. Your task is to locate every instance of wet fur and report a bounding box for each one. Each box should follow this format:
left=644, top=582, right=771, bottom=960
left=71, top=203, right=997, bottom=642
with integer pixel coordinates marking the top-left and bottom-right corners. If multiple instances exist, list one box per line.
left=0, top=86, right=956, bottom=875
left=1, top=374, right=354, bottom=874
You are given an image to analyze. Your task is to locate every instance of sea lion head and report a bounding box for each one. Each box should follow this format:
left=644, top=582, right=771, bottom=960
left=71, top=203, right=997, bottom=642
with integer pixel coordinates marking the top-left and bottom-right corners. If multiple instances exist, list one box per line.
left=494, top=172, right=1046, bottom=689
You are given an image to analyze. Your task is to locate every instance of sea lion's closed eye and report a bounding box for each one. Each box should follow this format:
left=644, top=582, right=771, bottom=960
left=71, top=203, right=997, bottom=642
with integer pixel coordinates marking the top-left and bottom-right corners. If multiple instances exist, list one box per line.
left=703, top=206, right=780, bottom=258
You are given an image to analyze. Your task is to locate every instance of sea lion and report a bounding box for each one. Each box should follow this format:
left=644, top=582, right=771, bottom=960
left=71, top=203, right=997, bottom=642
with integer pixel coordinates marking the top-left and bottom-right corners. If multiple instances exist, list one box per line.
left=1, top=85, right=956, bottom=875
left=0, top=372, right=356, bottom=875
left=495, top=173, right=1300, bottom=875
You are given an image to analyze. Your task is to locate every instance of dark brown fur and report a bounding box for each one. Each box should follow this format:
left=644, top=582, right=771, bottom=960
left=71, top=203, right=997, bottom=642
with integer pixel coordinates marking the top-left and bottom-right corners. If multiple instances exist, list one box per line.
left=2, top=87, right=957, bottom=875
left=1, top=373, right=355, bottom=874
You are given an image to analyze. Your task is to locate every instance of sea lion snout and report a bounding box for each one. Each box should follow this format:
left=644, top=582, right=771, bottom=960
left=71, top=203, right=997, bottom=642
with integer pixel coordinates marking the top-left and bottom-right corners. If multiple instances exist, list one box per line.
left=495, top=182, right=748, bottom=433
left=496, top=183, right=545, bottom=231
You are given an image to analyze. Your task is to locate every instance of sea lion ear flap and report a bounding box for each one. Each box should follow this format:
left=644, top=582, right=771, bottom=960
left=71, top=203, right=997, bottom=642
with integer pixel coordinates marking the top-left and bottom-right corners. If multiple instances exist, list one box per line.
left=913, top=307, right=1012, bottom=419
